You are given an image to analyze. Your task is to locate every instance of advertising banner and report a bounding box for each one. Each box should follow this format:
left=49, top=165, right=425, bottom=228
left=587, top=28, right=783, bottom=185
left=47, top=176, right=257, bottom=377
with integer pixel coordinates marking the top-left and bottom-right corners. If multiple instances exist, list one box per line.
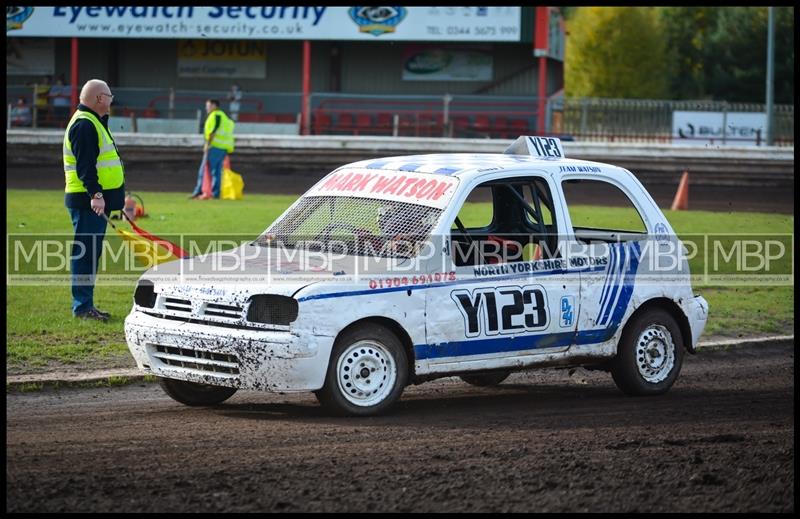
left=672, top=111, right=768, bottom=147
left=177, top=39, right=266, bottom=78
left=402, top=46, right=492, bottom=81
left=7, top=6, right=521, bottom=42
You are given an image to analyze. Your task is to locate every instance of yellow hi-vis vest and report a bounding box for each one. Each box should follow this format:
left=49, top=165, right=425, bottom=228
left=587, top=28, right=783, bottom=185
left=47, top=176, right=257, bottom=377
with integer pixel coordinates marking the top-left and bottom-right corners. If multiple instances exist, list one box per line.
left=204, top=109, right=235, bottom=153
left=63, top=110, right=124, bottom=193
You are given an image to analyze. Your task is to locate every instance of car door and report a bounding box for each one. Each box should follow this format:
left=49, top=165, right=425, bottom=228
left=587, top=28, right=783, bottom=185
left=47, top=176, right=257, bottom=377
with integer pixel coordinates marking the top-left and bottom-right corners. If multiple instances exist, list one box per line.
left=421, top=171, right=581, bottom=372
left=558, top=176, right=651, bottom=345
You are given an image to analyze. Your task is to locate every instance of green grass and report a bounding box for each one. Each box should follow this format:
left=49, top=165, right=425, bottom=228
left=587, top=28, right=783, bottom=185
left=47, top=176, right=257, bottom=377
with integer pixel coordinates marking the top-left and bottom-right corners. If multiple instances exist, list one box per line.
left=6, top=374, right=158, bottom=394
left=7, top=190, right=296, bottom=373
left=6, top=189, right=794, bottom=373
left=701, top=286, right=794, bottom=337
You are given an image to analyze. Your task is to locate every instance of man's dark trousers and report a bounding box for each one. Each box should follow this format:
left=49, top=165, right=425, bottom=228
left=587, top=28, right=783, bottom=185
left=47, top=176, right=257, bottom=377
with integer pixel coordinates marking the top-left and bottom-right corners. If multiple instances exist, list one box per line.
left=68, top=207, right=108, bottom=315
left=208, top=147, right=226, bottom=198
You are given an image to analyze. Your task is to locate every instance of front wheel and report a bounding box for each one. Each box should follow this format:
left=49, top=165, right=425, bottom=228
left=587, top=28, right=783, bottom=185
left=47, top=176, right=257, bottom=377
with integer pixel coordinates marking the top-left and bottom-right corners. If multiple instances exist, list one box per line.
left=611, top=308, right=685, bottom=396
left=158, top=377, right=237, bottom=406
left=315, top=324, right=408, bottom=416
left=460, top=370, right=511, bottom=387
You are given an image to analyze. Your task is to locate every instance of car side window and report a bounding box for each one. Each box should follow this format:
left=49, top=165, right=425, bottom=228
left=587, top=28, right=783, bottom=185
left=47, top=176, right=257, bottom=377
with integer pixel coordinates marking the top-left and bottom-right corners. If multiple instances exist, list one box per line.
left=561, top=179, right=647, bottom=242
left=451, top=185, right=493, bottom=230
left=450, top=177, right=559, bottom=267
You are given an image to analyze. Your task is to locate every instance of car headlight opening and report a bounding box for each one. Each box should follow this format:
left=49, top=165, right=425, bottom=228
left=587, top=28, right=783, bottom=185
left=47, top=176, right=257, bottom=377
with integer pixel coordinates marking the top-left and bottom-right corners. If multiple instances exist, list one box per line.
left=246, top=295, right=298, bottom=325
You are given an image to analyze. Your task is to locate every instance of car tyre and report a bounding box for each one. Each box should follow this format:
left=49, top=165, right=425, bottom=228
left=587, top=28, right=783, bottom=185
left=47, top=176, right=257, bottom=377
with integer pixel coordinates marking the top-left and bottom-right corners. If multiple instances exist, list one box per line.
left=460, top=370, right=511, bottom=387
left=315, top=323, right=408, bottom=416
left=158, top=377, right=237, bottom=406
left=611, top=308, right=685, bottom=396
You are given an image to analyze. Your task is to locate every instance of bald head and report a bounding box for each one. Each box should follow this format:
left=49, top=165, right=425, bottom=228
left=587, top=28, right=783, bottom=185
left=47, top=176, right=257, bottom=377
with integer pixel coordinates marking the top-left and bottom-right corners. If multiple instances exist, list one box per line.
left=80, top=79, right=113, bottom=116
left=80, top=79, right=107, bottom=104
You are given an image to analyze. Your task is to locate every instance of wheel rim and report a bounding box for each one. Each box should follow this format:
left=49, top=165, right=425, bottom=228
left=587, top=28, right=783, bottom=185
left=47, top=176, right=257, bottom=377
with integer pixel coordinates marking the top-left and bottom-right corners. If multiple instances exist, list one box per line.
left=635, top=324, right=675, bottom=384
left=336, top=340, right=397, bottom=407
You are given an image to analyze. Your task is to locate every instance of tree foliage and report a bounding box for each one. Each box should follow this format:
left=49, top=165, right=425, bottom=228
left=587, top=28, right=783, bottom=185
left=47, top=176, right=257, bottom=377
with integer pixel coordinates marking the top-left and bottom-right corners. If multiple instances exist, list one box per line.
left=565, top=7, right=668, bottom=99
left=704, top=7, right=794, bottom=104
left=659, top=7, right=719, bottom=100
left=566, top=6, right=795, bottom=103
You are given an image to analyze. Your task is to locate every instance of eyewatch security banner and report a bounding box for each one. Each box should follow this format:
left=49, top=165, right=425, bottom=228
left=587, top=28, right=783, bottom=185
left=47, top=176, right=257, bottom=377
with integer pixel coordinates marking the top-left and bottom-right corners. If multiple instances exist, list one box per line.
left=8, top=6, right=521, bottom=42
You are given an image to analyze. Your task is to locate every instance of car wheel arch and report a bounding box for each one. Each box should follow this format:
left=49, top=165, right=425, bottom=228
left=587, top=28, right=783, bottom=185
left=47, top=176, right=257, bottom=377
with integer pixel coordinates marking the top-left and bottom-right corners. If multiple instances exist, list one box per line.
left=621, top=297, right=694, bottom=354
left=333, top=316, right=417, bottom=381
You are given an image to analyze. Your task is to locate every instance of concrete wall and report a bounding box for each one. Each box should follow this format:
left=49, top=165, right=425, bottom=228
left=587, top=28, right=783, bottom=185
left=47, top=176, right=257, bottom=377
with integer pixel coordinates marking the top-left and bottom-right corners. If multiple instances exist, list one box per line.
left=8, top=130, right=793, bottom=188
left=10, top=38, right=546, bottom=97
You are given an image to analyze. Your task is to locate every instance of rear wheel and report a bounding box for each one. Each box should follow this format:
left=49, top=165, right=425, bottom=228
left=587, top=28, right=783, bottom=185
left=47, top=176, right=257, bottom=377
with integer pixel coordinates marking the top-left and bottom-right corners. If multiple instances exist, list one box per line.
left=158, top=377, right=237, bottom=406
left=611, top=308, right=685, bottom=396
left=460, top=370, right=511, bottom=387
left=315, top=323, right=408, bottom=416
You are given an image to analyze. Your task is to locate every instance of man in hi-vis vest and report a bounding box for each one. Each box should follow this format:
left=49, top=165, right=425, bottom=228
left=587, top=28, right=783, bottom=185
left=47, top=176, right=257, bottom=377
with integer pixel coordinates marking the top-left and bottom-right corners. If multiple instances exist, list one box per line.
left=190, top=99, right=235, bottom=199
left=63, top=79, right=125, bottom=321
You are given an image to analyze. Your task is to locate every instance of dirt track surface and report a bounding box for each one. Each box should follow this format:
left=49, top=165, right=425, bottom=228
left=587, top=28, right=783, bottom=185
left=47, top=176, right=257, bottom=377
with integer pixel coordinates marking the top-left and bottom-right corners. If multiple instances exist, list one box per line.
left=6, top=342, right=794, bottom=513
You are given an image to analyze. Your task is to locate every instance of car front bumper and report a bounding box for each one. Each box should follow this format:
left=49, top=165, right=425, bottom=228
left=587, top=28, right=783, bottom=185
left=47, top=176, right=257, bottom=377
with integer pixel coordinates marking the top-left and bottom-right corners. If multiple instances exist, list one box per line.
left=685, top=295, right=709, bottom=349
left=124, top=310, right=332, bottom=392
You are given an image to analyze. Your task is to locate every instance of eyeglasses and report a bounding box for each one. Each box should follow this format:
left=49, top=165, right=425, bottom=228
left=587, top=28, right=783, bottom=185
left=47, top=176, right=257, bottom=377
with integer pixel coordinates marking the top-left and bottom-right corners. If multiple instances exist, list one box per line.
left=99, top=93, right=114, bottom=99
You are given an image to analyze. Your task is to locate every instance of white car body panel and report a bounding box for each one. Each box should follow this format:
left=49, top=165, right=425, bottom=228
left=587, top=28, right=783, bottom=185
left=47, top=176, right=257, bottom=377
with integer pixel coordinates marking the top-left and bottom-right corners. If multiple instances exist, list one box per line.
left=125, top=138, right=708, bottom=393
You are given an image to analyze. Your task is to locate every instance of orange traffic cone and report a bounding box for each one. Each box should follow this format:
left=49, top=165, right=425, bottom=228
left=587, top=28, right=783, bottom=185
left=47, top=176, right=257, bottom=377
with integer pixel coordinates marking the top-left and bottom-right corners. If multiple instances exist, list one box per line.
left=201, top=160, right=212, bottom=198
left=671, top=170, right=689, bottom=211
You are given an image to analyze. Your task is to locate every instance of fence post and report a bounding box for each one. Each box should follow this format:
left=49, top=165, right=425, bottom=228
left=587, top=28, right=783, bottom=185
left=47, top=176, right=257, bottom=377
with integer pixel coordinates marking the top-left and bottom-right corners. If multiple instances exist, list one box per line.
left=545, top=98, right=552, bottom=134
left=392, top=114, right=399, bottom=137
left=168, top=87, right=175, bottom=120
left=721, top=101, right=728, bottom=146
left=30, top=83, right=39, bottom=128
left=7, top=104, right=11, bottom=130
left=196, top=109, right=202, bottom=133
left=442, top=93, right=452, bottom=138
left=130, top=112, right=137, bottom=133
left=580, top=98, right=588, bottom=137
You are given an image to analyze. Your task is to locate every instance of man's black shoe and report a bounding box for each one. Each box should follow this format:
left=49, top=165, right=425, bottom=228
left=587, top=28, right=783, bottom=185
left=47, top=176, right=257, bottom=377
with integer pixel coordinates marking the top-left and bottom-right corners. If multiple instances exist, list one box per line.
left=92, top=307, right=111, bottom=319
left=75, top=308, right=110, bottom=322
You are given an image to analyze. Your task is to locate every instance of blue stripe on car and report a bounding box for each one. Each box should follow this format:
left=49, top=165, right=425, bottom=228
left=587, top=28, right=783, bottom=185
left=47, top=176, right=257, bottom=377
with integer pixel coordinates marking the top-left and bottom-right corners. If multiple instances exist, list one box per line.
left=599, top=243, right=627, bottom=325
left=296, top=264, right=606, bottom=302
left=413, top=241, right=643, bottom=361
left=596, top=245, right=616, bottom=323
left=597, top=243, right=621, bottom=325
left=365, top=159, right=393, bottom=169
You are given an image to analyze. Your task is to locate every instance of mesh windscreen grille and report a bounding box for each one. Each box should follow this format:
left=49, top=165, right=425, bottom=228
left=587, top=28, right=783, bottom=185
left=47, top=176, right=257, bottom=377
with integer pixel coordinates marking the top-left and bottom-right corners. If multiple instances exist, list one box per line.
left=257, top=196, right=442, bottom=258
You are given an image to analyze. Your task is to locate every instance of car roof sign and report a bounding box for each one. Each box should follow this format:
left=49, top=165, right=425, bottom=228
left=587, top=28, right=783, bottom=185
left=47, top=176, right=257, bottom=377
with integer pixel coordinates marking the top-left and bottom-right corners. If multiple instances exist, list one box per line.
left=504, top=136, right=565, bottom=160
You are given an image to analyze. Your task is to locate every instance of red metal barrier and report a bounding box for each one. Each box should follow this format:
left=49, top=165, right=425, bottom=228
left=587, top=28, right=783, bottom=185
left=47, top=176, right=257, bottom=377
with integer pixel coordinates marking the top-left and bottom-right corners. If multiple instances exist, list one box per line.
left=312, top=96, right=539, bottom=138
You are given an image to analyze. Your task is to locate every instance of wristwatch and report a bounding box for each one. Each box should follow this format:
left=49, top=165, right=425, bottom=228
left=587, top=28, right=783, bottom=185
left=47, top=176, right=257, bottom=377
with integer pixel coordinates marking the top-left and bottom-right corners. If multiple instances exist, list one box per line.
left=91, top=192, right=104, bottom=200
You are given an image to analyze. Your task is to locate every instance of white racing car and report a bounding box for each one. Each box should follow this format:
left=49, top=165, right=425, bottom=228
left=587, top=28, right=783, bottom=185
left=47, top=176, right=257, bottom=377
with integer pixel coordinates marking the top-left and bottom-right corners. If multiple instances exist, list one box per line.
left=125, top=136, right=708, bottom=416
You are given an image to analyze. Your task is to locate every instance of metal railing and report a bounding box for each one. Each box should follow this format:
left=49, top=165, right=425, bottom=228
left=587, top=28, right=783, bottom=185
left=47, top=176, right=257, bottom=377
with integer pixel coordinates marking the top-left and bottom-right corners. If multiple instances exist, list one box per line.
left=6, top=84, right=794, bottom=145
left=310, top=93, right=538, bottom=138
left=551, top=97, right=794, bottom=146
